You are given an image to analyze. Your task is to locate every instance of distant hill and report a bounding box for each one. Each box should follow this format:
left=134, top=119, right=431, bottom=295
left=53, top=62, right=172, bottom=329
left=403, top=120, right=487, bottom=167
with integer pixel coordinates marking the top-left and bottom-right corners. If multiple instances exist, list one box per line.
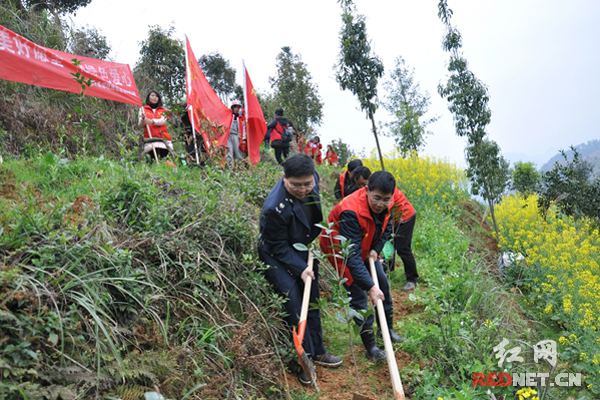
left=540, top=139, right=600, bottom=175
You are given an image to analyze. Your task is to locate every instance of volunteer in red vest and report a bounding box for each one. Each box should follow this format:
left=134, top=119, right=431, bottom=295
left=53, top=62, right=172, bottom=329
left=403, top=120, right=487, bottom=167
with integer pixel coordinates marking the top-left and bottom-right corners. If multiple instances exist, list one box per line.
left=227, top=100, right=246, bottom=163
left=389, top=188, right=419, bottom=291
left=334, top=159, right=363, bottom=200
left=266, top=108, right=291, bottom=165
left=320, top=171, right=404, bottom=362
left=310, top=136, right=323, bottom=165
left=325, top=144, right=339, bottom=167
left=138, top=90, right=173, bottom=161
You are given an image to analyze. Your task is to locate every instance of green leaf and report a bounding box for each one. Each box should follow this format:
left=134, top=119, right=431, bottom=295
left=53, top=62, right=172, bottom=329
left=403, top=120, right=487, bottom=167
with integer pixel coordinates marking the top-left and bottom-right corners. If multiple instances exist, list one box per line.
left=292, top=243, right=308, bottom=251
left=48, top=332, right=59, bottom=347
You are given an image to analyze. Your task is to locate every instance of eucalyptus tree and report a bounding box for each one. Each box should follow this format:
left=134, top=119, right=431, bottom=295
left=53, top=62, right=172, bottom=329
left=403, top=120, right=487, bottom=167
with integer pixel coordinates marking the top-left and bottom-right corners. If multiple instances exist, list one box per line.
left=335, top=1, right=385, bottom=170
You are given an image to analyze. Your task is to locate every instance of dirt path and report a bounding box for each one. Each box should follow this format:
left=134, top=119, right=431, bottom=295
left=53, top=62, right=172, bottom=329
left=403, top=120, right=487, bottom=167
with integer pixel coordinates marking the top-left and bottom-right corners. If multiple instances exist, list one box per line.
left=284, top=286, right=423, bottom=399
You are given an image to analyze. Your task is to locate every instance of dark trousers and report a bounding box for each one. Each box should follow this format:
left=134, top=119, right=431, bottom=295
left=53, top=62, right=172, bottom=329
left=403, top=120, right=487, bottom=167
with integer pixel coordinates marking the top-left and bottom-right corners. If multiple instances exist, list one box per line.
left=346, top=259, right=393, bottom=330
left=260, top=259, right=326, bottom=358
left=271, top=140, right=290, bottom=165
left=391, top=214, right=418, bottom=283
left=280, top=277, right=326, bottom=358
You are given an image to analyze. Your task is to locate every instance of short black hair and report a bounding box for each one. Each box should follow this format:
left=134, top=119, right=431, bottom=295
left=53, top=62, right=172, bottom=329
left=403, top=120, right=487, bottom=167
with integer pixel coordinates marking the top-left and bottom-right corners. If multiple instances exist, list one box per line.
left=367, top=171, right=396, bottom=195
left=352, top=166, right=371, bottom=181
left=284, top=154, right=315, bottom=178
left=275, top=108, right=284, bottom=116
left=145, top=90, right=163, bottom=107
left=347, top=159, right=363, bottom=172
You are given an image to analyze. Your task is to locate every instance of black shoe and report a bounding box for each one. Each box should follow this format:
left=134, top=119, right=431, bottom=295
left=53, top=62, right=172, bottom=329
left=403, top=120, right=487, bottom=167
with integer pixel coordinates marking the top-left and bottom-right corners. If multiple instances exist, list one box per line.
left=297, top=370, right=314, bottom=386
left=360, top=328, right=386, bottom=362
left=377, top=313, right=406, bottom=344
left=313, top=353, right=343, bottom=368
left=388, top=329, right=405, bottom=343
left=402, top=281, right=417, bottom=292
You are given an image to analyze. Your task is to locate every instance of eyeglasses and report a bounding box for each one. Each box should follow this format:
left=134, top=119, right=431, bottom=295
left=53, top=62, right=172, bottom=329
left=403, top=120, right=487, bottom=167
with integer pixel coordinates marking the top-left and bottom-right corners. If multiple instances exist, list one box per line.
left=369, top=193, right=392, bottom=206
left=287, top=179, right=315, bottom=190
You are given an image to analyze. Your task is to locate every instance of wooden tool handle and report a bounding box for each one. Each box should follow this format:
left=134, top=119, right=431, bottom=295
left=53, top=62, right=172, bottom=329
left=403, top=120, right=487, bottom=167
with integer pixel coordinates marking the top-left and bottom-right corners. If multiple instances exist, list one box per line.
left=299, top=251, right=314, bottom=323
left=369, top=258, right=405, bottom=400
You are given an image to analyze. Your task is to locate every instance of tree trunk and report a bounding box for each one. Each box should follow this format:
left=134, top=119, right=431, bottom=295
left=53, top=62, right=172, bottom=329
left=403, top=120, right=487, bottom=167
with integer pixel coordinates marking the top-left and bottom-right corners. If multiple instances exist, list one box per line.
left=369, top=111, right=385, bottom=171
left=487, top=198, right=500, bottom=240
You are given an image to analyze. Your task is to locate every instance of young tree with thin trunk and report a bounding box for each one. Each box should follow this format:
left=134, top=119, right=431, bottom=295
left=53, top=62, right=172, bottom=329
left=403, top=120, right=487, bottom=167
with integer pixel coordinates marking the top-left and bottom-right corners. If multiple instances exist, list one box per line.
left=437, top=0, right=509, bottom=237
left=335, top=2, right=385, bottom=171
left=383, top=56, right=438, bottom=157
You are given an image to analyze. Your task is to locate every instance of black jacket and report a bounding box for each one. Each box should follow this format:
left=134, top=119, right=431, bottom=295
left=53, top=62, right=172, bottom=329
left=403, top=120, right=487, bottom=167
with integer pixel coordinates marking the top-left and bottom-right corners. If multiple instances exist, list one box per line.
left=258, top=173, right=322, bottom=293
left=334, top=171, right=359, bottom=200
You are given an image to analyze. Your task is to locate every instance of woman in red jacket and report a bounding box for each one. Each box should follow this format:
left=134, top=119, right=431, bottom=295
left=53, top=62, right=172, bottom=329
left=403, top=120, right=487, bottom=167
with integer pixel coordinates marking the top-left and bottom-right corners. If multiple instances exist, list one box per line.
left=325, top=144, right=339, bottom=167
left=138, top=90, right=173, bottom=162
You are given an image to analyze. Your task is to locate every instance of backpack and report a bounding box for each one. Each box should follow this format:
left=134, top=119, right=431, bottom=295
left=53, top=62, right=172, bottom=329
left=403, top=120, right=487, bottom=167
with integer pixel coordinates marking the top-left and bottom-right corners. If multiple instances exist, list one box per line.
left=275, top=120, right=293, bottom=143
left=282, top=126, right=294, bottom=142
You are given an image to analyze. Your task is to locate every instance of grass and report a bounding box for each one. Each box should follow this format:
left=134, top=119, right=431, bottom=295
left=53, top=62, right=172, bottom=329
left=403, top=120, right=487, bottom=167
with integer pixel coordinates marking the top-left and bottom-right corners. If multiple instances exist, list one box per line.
left=1, top=149, right=593, bottom=399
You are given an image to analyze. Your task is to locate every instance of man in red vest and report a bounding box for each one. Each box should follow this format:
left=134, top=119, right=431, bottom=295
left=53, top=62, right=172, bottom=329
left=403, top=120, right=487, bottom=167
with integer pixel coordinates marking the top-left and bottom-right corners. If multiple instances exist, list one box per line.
left=320, top=171, right=404, bottom=362
left=334, top=159, right=363, bottom=199
left=389, top=188, right=419, bottom=291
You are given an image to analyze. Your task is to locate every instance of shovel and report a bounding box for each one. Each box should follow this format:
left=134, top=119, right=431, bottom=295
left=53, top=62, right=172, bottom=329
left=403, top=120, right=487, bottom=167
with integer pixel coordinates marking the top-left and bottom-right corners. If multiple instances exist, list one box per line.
left=369, top=258, right=406, bottom=400
left=292, top=251, right=319, bottom=392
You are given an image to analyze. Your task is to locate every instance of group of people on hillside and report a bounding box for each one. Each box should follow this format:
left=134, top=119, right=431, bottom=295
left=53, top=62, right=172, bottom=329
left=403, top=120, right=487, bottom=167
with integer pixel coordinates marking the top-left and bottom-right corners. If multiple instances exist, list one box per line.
left=258, top=154, right=418, bottom=385
left=139, top=90, right=420, bottom=385
left=137, top=90, right=339, bottom=166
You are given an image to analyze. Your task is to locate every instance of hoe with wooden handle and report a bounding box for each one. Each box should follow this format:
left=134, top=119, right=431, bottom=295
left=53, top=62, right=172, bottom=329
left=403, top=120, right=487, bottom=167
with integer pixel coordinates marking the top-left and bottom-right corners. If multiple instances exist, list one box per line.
left=368, top=258, right=406, bottom=400
left=292, top=251, right=319, bottom=392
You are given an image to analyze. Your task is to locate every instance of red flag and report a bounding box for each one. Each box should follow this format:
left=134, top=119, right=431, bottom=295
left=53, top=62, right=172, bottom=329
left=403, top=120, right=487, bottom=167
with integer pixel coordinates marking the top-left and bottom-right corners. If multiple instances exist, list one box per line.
left=0, top=25, right=141, bottom=106
left=185, top=37, right=232, bottom=153
left=243, top=65, right=267, bottom=165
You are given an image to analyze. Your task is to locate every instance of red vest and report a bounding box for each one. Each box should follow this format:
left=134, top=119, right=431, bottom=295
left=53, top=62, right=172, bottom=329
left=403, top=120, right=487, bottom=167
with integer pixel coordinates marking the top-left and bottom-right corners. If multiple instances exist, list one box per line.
left=339, top=171, right=349, bottom=197
left=270, top=120, right=284, bottom=142
left=390, top=188, right=415, bottom=223
left=142, top=105, right=171, bottom=141
left=326, top=150, right=338, bottom=165
left=319, top=188, right=392, bottom=285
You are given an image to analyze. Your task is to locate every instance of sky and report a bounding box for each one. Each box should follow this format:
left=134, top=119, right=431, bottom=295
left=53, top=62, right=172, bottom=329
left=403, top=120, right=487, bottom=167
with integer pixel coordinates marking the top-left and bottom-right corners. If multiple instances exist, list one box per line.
left=69, top=0, right=600, bottom=168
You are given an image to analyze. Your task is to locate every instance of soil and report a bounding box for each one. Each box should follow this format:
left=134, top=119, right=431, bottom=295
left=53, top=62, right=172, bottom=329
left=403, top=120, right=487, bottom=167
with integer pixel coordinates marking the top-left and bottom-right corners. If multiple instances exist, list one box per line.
left=63, top=194, right=93, bottom=226
left=283, top=286, right=421, bottom=400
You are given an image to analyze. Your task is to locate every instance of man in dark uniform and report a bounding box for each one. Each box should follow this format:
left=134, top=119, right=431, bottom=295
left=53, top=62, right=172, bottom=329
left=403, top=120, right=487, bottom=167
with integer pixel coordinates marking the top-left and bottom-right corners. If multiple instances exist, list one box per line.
left=258, top=154, right=342, bottom=385
left=334, top=159, right=363, bottom=199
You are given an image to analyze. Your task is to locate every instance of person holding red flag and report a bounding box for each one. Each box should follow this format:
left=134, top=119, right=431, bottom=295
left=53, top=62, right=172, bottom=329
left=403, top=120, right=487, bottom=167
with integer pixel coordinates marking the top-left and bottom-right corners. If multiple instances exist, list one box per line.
left=227, top=100, right=246, bottom=163
left=138, top=90, right=173, bottom=162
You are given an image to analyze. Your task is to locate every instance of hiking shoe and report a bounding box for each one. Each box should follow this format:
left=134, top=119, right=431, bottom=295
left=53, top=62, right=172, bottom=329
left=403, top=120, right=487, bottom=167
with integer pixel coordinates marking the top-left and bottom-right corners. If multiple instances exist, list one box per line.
left=312, top=353, right=343, bottom=368
left=402, top=281, right=417, bottom=292
left=297, top=370, right=314, bottom=386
